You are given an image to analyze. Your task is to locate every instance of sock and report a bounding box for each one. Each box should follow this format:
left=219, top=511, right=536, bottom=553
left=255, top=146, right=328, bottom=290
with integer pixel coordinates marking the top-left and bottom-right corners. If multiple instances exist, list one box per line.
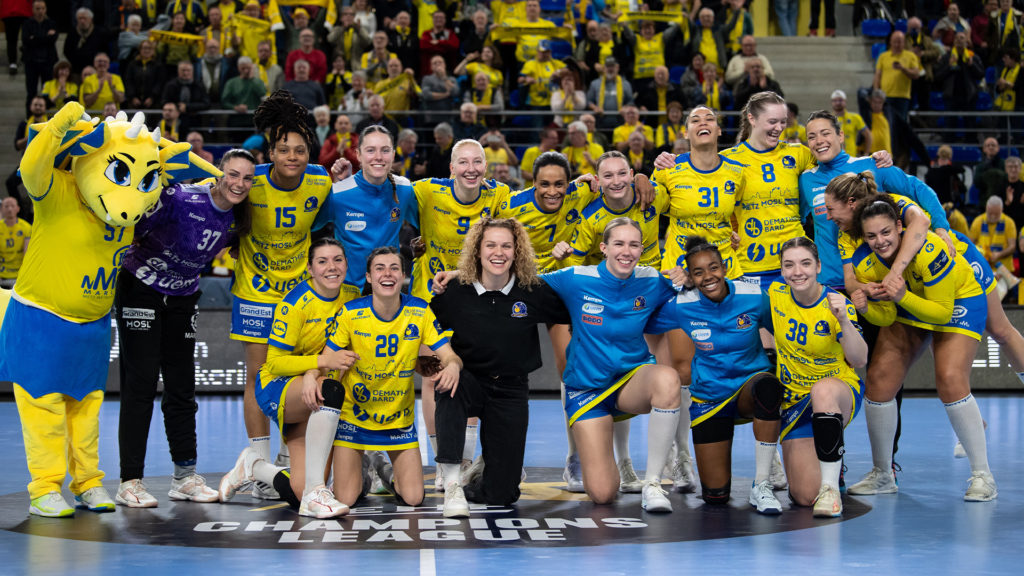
left=675, top=386, right=692, bottom=459
left=429, top=434, right=438, bottom=457
left=944, top=394, right=990, bottom=474
left=463, top=424, right=478, bottom=461
left=305, top=406, right=341, bottom=492
left=613, top=420, right=631, bottom=462
left=278, top=437, right=290, bottom=459
left=173, top=460, right=197, bottom=480
left=820, top=460, right=843, bottom=491
left=440, top=462, right=461, bottom=488
left=272, top=470, right=300, bottom=509
left=645, top=407, right=680, bottom=483
left=812, top=412, right=845, bottom=490
left=754, top=441, right=777, bottom=485
left=864, top=399, right=897, bottom=473
left=250, top=436, right=271, bottom=463
left=253, top=459, right=282, bottom=485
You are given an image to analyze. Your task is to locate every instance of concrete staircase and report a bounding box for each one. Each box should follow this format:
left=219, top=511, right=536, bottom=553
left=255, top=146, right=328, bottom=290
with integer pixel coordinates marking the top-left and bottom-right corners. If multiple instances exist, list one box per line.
left=0, top=33, right=30, bottom=192
left=754, top=36, right=877, bottom=118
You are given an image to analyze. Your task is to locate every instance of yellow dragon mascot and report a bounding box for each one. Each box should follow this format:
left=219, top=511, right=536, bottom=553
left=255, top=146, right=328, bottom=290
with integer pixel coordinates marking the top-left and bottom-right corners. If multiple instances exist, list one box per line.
left=0, top=102, right=220, bottom=517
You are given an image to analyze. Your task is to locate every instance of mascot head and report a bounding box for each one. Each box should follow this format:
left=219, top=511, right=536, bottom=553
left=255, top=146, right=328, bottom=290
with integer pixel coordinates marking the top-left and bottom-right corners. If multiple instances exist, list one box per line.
left=30, top=109, right=221, bottom=228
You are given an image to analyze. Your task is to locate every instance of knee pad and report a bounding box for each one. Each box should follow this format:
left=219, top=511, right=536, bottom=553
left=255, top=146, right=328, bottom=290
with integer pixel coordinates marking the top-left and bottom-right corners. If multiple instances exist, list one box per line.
left=702, top=481, right=731, bottom=505
left=321, top=379, right=345, bottom=410
left=811, top=412, right=844, bottom=463
left=751, top=374, right=783, bottom=421
left=691, top=416, right=734, bottom=445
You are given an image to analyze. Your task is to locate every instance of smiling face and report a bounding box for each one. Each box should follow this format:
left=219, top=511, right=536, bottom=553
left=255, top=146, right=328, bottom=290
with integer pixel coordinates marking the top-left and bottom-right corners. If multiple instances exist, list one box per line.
left=367, top=252, right=404, bottom=298
left=688, top=249, right=727, bottom=301
left=686, top=106, right=720, bottom=148
left=780, top=245, right=821, bottom=293
left=480, top=226, right=515, bottom=281
left=823, top=191, right=857, bottom=232
left=806, top=117, right=845, bottom=164
left=600, top=223, right=643, bottom=279
left=862, top=215, right=902, bottom=261
left=358, top=131, right=395, bottom=182
left=335, top=115, right=351, bottom=133
left=451, top=143, right=486, bottom=190
left=309, top=243, right=348, bottom=296
left=597, top=156, right=633, bottom=203
left=749, top=102, right=787, bottom=148
left=214, top=156, right=255, bottom=207
left=268, top=132, right=310, bottom=182
left=533, top=164, right=569, bottom=212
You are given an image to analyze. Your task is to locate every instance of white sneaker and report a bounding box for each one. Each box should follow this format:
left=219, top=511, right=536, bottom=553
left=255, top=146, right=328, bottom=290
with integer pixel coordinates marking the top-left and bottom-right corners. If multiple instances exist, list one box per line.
left=661, top=444, right=678, bottom=478
left=770, top=450, right=788, bottom=490
left=169, top=473, right=220, bottom=503
left=847, top=466, right=898, bottom=495
left=29, top=492, right=74, bottom=518
left=74, top=486, right=116, bottom=512
left=964, top=471, right=998, bottom=502
left=368, top=450, right=394, bottom=495
left=218, top=447, right=258, bottom=502
left=641, top=480, right=672, bottom=513
left=443, top=482, right=470, bottom=518
left=748, top=480, right=782, bottom=515
left=563, top=454, right=584, bottom=493
left=252, top=481, right=280, bottom=500
left=671, top=456, right=697, bottom=493
left=116, top=479, right=158, bottom=508
left=299, top=486, right=349, bottom=518
left=813, top=484, right=843, bottom=517
left=618, top=458, right=643, bottom=493
left=461, top=456, right=485, bottom=487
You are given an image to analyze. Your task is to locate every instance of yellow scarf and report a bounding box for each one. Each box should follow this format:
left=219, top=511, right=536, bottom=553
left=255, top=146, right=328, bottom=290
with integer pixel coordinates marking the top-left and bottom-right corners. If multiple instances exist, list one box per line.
left=1002, top=11, right=1018, bottom=43
left=343, top=27, right=354, bottom=59
left=472, top=86, right=494, bottom=107
left=629, top=149, right=644, bottom=166
left=726, top=8, right=745, bottom=53
left=335, top=131, right=352, bottom=150
left=160, top=119, right=180, bottom=141
left=997, top=64, right=1020, bottom=110
left=659, top=123, right=682, bottom=147
left=598, top=75, right=623, bottom=110
left=953, top=47, right=976, bottom=63
left=598, top=40, right=614, bottom=63
left=657, top=86, right=667, bottom=111
left=705, top=80, right=720, bottom=110
left=25, top=114, right=47, bottom=139
left=560, top=89, right=575, bottom=126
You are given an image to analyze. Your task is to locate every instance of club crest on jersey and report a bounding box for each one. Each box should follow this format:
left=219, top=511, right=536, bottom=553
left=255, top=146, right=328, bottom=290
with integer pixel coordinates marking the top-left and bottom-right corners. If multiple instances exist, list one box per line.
left=814, top=320, right=831, bottom=336
left=481, top=207, right=492, bottom=218
left=304, top=196, right=319, bottom=212
left=511, top=301, right=528, bottom=318
left=736, top=313, right=753, bottom=329
left=390, top=207, right=401, bottom=222
left=280, top=305, right=289, bottom=316
left=782, top=156, right=796, bottom=168
left=724, top=180, right=736, bottom=193
left=404, top=323, right=420, bottom=340
left=633, top=296, right=647, bottom=310
left=429, top=257, right=444, bottom=275
left=566, top=209, right=580, bottom=224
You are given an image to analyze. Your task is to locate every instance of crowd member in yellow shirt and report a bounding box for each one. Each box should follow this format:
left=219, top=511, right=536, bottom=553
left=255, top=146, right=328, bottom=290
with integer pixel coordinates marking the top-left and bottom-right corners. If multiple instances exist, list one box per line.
left=0, top=197, right=30, bottom=289
left=868, top=89, right=891, bottom=154
left=873, top=31, right=920, bottom=160
left=612, top=105, right=654, bottom=152
left=970, top=196, right=1019, bottom=273
left=79, top=53, right=124, bottom=111
left=830, top=90, right=871, bottom=156
left=519, top=40, right=566, bottom=109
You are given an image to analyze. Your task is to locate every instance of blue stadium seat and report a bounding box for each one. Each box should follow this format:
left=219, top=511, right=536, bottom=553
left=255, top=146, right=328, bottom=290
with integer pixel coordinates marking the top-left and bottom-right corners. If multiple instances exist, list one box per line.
left=1000, top=147, right=1021, bottom=158
left=509, top=88, right=522, bottom=109
left=952, top=145, right=983, bottom=164
left=669, top=65, right=687, bottom=84
left=540, top=0, right=564, bottom=11
left=894, top=19, right=907, bottom=32
left=205, top=145, right=234, bottom=163
left=928, top=91, right=946, bottom=111
left=550, top=40, right=573, bottom=60
left=871, top=42, right=887, bottom=61
left=862, top=19, right=892, bottom=38
left=549, top=16, right=565, bottom=27
left=985, top=66, right=997, bottom=86
left=976, top=91, right=993, bottom=111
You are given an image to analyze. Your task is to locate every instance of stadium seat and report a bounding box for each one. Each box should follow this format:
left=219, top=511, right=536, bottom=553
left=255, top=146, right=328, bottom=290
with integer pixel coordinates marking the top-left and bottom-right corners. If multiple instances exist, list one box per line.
left=861, top=19, right=892, bottom=38
left=550, top=16, right=565, bottom=27
left=985, top=66, right=997, bottom=86
left=976, top=91, right=993, bottom=111
left=550, top=40, right=573, bottom=60
left=894, top=19, right=907, bottom=32
left=509, top=88, right=522, bottom=109
left=928, top=91, right=946, bottom=111
left=871, top=42, right=887, bottom=61
left=669, top=65, right=687, bottom=84
left=951, top=145, right=983, bottom=164
left=540, top=0, right=564, bottom=11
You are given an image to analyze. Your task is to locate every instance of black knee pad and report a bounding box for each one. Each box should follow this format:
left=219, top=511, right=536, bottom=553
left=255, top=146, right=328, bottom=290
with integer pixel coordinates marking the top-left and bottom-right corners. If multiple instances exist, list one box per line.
left=811, top=412, right=845, bottom=463
left=702, top=481, right=731, bottom=505
left=691, top=416, right=735, bottom=445
left=751, top=373, right=783, bottom=421
left=321, top=378, right=345, bottom=410
left=273, top=470, right=300, bottom=509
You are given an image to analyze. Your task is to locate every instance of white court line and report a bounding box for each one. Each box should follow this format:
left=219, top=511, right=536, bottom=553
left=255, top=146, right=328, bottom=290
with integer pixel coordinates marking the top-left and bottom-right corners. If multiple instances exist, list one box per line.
left=420, top=548, right=436, bottom=576
left=416, top=398, right=428, bottom=465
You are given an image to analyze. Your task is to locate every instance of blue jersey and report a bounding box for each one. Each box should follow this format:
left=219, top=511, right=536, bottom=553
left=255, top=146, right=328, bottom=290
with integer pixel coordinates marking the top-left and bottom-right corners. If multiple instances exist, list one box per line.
left=543, top=261, right=676, bottom=392
left=799, top=151, right=950, bottom=287
left=314, top=171, right=418, bottom=289
left=646, top=279, right=773, bottom=402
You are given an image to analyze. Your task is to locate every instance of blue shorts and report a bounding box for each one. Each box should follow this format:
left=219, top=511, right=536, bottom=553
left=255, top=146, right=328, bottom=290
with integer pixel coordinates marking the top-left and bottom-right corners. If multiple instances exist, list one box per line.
left=690, top=371, right=773, bottom=426
left=334, top=420, right=418, bottom=451
left=254, top=372, right=297, bottom=433
left=781, top=378, right=863, bottom=441
left=230, top=296, right=276, bottom=343
left=739, top=269, right=783, bottom=290
left=565, top=364, right=645, bottom=425
left=0, top=298, right=110, bottom=400
left=896, top=292, right=988, bottom=341
left=954, top=231, right=997, bottom=294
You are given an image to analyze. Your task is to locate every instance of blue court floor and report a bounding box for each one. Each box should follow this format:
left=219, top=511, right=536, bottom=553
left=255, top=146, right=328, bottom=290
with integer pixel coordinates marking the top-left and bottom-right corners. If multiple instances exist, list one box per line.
left=1, top=394, right=1022, bottom=576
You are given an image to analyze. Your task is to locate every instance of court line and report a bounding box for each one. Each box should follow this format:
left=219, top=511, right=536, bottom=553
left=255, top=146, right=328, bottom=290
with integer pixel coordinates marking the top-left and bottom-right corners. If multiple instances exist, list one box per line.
left=419, top=548, right=436, bottom=576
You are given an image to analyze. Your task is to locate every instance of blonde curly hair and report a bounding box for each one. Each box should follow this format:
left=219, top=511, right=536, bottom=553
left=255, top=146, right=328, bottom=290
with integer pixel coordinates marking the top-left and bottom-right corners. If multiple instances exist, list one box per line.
left=457, top=217, right=540, bottom=288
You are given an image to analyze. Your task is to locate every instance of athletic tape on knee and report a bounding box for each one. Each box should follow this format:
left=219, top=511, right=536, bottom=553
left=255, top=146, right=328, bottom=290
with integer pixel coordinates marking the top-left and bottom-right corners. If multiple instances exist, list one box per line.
left=321, top=379, right=345, bottom=410
left=811, top=412, right=845, bottom=463
left=752, top=374, right=783, bottom=421
left=702, top=481, right=731, bottom=505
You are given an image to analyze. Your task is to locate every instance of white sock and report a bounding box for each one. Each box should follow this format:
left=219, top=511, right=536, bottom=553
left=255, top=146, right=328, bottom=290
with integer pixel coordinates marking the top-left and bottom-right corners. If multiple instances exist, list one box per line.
left=250, top=436, right=271, bottom=463
left=429, top=434, right=438, bottom=457
left=754, top=441, right=777, bottom=484
left=440, top=463, right=461, bottom=488
left=864, top=399, right=897, bottom=472
left=944, top=394, right=990, bottom=474
left=645, top=407, right=680, bottom=483
left=278, top=437, right=290, bottom=458
left=304, top=407, right=341, bottom=492
left=463, top=424, right=478, bottom=461
left=820, top=460, right=843, bottom=490
left=561, top=381, right=577, bottom=457
left=675, top=386, right=692, bottom=459
left=613, top=420, right=631, bottom=462
left=252, top=460, right=281, bottom=485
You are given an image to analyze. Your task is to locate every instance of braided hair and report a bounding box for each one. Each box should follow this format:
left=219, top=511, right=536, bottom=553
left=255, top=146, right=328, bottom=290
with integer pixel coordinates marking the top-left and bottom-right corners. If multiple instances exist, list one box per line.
left=254, top=90, right=317, bottom=151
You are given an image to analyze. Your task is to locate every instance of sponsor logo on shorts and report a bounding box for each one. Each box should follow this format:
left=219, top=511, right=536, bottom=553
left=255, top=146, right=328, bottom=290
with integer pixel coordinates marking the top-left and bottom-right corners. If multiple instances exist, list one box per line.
left=952, top=305, right=968, bottom=319
left=239, top=303, right=274, bottom=319
left=122, top=307, right=155, bottom=320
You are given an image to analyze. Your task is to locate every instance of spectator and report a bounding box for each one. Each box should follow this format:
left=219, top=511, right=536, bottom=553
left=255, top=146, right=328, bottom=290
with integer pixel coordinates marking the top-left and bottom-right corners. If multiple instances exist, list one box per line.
left=115, top=0, right=154, bottom=30
left=360, top=30, right=396, bottom=84
left=680, top=52, right=708, bottom=106
left=454, top=45, right=504, bottom=93
left=426, top=122, right=455, bottom=178
left=925, top=145, right=967, bottom=205
left=551, top=72, right=587, bottom=128
left=124, top=40, right=162, bottom=109
left=994, top=49, right=1023, bottom=111
left=319, top=114, right=359, bottom=171
left=465, top=71, right=505, bottom=118
left=624, top=130, right=654, bottom=175
left=562, top=120, right=604, bottom=177
left=1001, top=156, right=1024, bottom=228
left=203, top=6, right=230, bottom=57
left=491, top=163, right=522, bottom=189
left=868, top=89, right=890, bottom=153
left=421, top=54, right=458, bottom=122
left=734, top=58, right=782, bottom=110
left=808, top=0, right=836, bottom=36
left=281, top=7, right=312, bottom=53
left=452, top=102, right=486, bottom=142
left=578, top=113, right=611, bottom=151
left=975, top=137, right=1007, bottom=202
left=285, top=28, right=327, bottom=82
left=19, top=1, right=57, bottom=104
left=933, top=2, right=971, bottom=50
left=220, top=55, right=266, bottom=114
left=186, top=131, right=214, bottom=164
left=612, top=105, right=654, bottom=152
left=521, top=127, right=560, bottom=185
left=457, top=9, right=491, bottom=58
left=906, top=16, right=941, bottom=112
left=118, top=14, right=147, bottom=65
left=372, top=58, right=420, bottom=120
left=945, top=202, right=970, bottom=236
left=935, top=31, right=985, bottom=112
left=588, top=56, right=633, bottom=132
left=386, top=10, right=418, bottom=73
left=41, top=60, right=79, bottom=108
left=988, top=0, right=1022, bottom=65
left=782, top=101, right=806, bottom=144
left=157, top=11, right=202, bottom=78
left=520, top=40, right=566, bottom=111
left=574, top=19, right=602, bottom=86
left=874, top=31, right=920, bottom=163
left=355, top=94, right=401, bottom=136
left=0, top=197, right=30, bottom=288
left=81, top=53, right=125, bottom=111
left=482, top=131, right=520, bottom=176
left=830, top=89, right=871, bottom=156
left=352, top=0, right=377, bottom=38
left=197, top=38, right=226, bottom=105
left=394, top=128, right=424, bottom=178
left=324, top=55, right=352, bottom=109
left=775, top=0, right=798, bottom=37
left=5, top=94, right=47, bottom=221
left=637, top=66, right=686, bottom=124
left=2, top=0, right=30, bottom=76
left=725, top=35, right=776, bottom=88
left=419, top=10, right=460, bottom=76
left=231, top=1, right=275, bottom=63
left=656, top=101, right=687, bottom=151
left=375, top=0, right=409, bottom=32
left=722, top=0, right=754, bottom=57
left=255, top=40, right=284, bottom=94
left=327, top=5, right=371, bottom=71
left=971, top=0, right=999, bottom=62
left=164, top=0, right=207, bottom=34
left=65, top=7, right=109, bottom=76
left=628, top=20, right=668, bottom=90
left=969, top=196, right=1018, bottom=275
left=162, top=60, right=211, bottom=116
left=689, top=8, right=726, bottom=74
left=159, top=101, right=188, bottom=142
left=283, top=59, right=326, bottom=111
left=342, top=71, right=371, bottom=125
left=508, top=0, right=556, bottom=66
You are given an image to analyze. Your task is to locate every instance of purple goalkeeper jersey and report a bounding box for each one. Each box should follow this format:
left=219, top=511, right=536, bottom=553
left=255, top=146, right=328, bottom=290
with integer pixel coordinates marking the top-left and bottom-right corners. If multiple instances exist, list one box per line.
left=121, top=183, right=238, bottom=296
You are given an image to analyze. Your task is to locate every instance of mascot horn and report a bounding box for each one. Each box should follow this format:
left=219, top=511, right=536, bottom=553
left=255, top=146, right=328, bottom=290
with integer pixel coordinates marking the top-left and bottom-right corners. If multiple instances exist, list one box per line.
left=0, top=102, right=221, bottom=517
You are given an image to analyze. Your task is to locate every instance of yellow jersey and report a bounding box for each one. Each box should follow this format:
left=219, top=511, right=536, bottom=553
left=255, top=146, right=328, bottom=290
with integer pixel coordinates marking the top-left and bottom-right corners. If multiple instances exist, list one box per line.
left=492, top=0, right=527, bottom=27
left=521, top=146, right=542, bottom=179
left=232, top=163, right=332, bottom=303
left=969, top=213, right=1017, bottom=271
left=79, top=74, right=126, bottom=111
left=411, top=177, right=511, bottom=300
left=781, top=123, right=806, bottom=145
left=562, top=142, right=605, bottom=177
left=768, top=281, right=861, bottom=408
left=260, top=279, right=360, bottom=384
left=494, top=182, right=598, bottom=273
left=465, top=62, right=504, bottom=91
left=724, top=141, right=815, bottom=274
left=509, top=18, right=557, bottom=63
left=634, top=33, right=666, bottom=80
left=520, top=58, right=565, bottom=107
left=327, top=294, right=452, bottom=430
left=653, top=154, right=745, bottom=276
left=837, top=112, right=867, bottom=156
left=876, top=50, right=920, bottom=100
left=612, top=123, right=655, bottom=148
left=567, top=182, right=668, bottom=267
left=0, top=218, right=31, bottom=280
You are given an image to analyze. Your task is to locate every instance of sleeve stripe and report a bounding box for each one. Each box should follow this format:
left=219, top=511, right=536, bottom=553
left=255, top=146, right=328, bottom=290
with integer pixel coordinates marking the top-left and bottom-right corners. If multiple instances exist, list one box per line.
left=268, top=340, right=295, bottom=352
left=428, top=337, right=450, bottom=351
